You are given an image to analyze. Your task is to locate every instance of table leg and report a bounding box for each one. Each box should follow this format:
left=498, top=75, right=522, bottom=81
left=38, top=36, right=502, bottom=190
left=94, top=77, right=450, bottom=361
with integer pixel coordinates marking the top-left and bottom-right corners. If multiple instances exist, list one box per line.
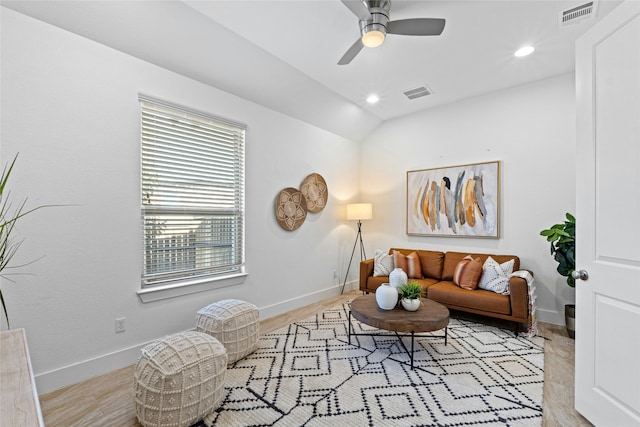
left=445, top=327, right=448, bottom=346
left=348, top=311, right=352, bottom=345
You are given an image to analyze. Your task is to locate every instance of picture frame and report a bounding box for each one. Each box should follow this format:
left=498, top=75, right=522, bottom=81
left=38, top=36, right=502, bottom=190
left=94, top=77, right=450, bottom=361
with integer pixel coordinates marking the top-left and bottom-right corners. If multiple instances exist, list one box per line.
left=406, top=160, right=500, bottom=238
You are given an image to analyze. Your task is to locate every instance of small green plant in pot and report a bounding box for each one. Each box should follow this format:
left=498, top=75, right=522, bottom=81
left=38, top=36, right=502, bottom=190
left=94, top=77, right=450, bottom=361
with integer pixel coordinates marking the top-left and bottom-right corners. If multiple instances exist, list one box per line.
left=540, top=212, right=576, bottom=338
left=397, top=281, right=423, bottom=311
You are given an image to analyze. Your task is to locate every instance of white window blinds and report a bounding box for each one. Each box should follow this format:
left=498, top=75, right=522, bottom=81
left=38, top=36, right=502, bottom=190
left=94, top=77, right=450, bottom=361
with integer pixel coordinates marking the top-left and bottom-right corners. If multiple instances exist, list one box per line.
left=140, top=97, right=245, bottom=287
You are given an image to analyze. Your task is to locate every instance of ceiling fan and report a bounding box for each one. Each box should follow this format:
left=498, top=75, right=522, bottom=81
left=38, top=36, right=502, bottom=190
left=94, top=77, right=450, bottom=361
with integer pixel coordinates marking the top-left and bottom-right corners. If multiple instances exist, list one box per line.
left=338, top=0, right=446, bottom=65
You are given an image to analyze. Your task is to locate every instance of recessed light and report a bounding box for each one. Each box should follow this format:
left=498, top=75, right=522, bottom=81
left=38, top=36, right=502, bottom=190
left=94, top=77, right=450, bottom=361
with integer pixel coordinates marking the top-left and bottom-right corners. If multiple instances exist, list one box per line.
left=366, top=94, right=379, bottom=104
left=514, top=46, right=535, bottom=57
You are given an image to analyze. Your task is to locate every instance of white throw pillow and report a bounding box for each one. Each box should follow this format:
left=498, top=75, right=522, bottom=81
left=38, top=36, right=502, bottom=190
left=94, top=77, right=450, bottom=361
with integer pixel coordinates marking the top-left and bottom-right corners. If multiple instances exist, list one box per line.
left=478, top=256, right=515, bottom=295
left=373, top=249, right=394, bottom=277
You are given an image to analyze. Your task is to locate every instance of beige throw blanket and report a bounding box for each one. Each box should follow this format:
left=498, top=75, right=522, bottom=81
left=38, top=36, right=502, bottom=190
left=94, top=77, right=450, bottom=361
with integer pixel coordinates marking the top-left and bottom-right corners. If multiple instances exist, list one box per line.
left=511, top=270, right=538, bottom=337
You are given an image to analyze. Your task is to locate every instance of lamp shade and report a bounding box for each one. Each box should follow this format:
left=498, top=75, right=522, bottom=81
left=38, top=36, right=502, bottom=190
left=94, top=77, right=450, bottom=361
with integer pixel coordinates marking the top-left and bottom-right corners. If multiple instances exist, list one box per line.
left=346, top=203, right=373, bottom=221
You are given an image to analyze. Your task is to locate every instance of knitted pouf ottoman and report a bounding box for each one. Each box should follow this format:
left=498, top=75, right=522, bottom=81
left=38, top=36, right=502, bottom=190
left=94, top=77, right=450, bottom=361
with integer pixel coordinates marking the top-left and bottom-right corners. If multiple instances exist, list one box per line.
left=134, top=331, right=227, bottom=427
left=196, top=299, right=259, bottom=364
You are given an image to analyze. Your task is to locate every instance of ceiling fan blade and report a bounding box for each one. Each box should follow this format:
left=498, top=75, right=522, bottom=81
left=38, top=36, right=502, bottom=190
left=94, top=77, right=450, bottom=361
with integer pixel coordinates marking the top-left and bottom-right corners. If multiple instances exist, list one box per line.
left=387, top=18, right=446, bottom=36
left=338, top=38, right=364, bottom=65
left=341, top=0, right=371, bottom=21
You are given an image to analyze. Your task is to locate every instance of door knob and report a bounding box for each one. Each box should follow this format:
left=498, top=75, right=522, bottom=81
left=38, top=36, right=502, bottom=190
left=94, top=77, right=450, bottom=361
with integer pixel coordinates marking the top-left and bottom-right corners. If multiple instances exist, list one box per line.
left=571, top=269, right=589, bottom=281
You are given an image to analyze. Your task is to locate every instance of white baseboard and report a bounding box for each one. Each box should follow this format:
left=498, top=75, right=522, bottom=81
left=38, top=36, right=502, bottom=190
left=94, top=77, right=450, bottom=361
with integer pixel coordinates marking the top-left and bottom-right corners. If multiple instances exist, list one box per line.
left=536, top=308, right=564, bottom=326
left=35, top=340, right=150, bottom=395
left=35, top=283, right=349, bottom=395
left=257, top=283, right=350, bottom=320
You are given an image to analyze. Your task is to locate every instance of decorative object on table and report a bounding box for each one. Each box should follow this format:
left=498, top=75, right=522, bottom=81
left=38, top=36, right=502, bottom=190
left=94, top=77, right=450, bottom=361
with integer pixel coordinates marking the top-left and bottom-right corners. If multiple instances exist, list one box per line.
left=375, top=282, right=398, bottom=310
left=389, top=267, right=408, bottom=288
left=275, top=187, right=307, bottom=231
left=300, top=173, right=328, bottom=213
left=401, top=298, right=421, bottom=311
left=196, top=299, right=260, bottom=364
left=134, top=331, right=227, bottom=427
left=406, top=160, right=500, bottom=237
left=397, top=281, right=423, bottom=311
left=340, top=203, right=373, bottom=294
left=540, top=213, right=576, bottom=338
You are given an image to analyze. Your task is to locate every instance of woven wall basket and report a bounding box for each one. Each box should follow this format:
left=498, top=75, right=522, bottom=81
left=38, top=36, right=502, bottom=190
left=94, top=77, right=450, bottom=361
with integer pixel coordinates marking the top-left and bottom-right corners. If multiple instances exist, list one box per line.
left=275, top=187, right=307, bottom=231
left=300, top=173, right=328, bottom=213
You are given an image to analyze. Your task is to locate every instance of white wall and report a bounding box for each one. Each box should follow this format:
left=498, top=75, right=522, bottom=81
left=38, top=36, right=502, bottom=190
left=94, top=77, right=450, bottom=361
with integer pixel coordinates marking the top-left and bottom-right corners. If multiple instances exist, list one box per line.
left=1, top=9, right=361, bottom=393
left=359, top=74, right=577, bottom=326
left=1, top=8, right=578, bottom=395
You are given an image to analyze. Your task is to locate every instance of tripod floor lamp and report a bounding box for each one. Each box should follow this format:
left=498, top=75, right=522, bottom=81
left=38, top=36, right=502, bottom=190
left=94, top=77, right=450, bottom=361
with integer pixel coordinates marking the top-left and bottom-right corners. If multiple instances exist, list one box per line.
left=341, top=203, right=373, bottom=294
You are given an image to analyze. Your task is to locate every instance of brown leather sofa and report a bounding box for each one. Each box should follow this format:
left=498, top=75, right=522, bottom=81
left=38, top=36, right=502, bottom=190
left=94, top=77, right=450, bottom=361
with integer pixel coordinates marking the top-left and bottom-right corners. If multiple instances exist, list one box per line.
left=359, top=248, right=531, bottom=335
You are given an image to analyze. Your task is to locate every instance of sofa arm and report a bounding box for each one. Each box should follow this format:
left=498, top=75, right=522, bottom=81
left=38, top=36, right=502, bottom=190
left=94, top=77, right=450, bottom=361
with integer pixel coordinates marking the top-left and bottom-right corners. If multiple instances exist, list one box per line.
left=509, top=276, right=529, bottom=321
left=359, top=259, right=374, bottom=292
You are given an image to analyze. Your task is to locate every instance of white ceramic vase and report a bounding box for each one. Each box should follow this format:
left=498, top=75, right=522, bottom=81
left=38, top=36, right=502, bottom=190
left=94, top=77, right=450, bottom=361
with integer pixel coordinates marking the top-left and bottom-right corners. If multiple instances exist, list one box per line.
left=376, top=283, right=398, bottom=310
left=401, top=298, right=421, bottom=311
left=389, top=267, right=408, bottom=289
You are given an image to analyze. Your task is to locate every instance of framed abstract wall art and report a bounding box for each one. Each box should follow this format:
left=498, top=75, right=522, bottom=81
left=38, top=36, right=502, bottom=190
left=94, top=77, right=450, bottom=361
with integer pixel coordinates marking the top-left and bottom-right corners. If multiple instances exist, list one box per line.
left=406, top=161, right=500, bottom=238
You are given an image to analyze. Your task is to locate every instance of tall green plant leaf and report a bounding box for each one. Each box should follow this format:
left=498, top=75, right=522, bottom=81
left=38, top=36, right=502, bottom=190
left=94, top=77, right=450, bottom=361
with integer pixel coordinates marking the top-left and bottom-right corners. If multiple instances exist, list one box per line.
left=0, top=155, right=44, bottom=328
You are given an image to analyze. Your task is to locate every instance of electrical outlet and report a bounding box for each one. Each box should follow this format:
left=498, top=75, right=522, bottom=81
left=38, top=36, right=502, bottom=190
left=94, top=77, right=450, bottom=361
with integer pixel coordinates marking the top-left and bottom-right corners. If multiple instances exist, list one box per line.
left=333, top=270, right=339, bottom=286
left=115, top=317, right=126, bottom=333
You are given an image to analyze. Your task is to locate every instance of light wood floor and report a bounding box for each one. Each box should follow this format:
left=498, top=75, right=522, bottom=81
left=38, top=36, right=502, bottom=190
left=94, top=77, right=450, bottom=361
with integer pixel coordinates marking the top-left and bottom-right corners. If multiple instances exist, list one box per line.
left=38, top=291, right=592, bottom=426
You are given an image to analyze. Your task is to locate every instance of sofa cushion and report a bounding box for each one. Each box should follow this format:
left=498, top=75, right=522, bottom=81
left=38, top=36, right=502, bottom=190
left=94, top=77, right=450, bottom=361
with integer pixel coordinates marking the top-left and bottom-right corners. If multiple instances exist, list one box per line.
left=366, top=276, right=439, bottom=293
left=393, top=250, right=423, bottom=278
left=373, top=249, right=394, bottom=277
left=478, top=256, right=515, bottom=295
left=427, top=281, right=511, bottom=315
left=389, top=248, right=444, bottom=280
left=417, top=250, right=445, bottom=280
left=443, top=251, right=520, bottom=281
left=453, top=255, right=482, bottom=290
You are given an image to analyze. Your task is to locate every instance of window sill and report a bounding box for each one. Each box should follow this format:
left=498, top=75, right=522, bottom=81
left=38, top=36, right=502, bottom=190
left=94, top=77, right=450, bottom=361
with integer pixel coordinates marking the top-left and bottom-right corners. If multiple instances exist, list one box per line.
left=137, top=272, right=248, bottom=303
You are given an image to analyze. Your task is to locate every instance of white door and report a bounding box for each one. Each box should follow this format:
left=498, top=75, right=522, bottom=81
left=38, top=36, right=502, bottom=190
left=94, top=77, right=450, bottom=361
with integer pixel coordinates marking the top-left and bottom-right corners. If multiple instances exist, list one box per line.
left=575, top=1, right=640, bottom=425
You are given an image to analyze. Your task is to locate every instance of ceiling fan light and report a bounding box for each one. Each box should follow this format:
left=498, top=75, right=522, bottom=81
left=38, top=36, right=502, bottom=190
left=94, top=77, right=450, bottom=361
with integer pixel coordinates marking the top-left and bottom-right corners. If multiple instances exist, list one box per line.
left=362, top=30, right=385, bottom=48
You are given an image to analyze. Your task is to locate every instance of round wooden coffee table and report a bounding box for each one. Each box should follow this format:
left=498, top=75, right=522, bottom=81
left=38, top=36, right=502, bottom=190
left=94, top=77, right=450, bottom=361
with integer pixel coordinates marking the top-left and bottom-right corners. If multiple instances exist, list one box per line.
left=348, top=294, right=450, bottom=369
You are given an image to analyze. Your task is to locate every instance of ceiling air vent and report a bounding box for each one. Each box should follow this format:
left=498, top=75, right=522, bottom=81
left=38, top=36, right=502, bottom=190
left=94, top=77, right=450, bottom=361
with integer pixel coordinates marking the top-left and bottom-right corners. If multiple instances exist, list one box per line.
left=559, top=1, right=598, bottom=27
left=403, top=85, right=432, bottom=100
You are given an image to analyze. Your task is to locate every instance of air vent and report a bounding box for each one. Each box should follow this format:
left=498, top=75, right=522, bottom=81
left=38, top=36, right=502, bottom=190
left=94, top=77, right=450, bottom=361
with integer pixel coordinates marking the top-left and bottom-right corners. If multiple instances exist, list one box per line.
left=403, top=85, right=432, bottom=100
left=559, top=1, right=598, bottom=27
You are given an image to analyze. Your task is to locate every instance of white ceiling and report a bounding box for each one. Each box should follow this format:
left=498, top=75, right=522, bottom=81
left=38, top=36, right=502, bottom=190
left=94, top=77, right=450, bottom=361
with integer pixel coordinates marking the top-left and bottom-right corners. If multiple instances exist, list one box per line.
left=185, top=0, right=620, bottom=120
left=2, top=0, right=623, bottom=141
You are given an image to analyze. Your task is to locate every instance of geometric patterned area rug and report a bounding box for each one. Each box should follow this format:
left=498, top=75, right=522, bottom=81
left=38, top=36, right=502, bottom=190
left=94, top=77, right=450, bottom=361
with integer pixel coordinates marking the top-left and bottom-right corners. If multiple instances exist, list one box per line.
left=198, top=301, right=544, bottom=426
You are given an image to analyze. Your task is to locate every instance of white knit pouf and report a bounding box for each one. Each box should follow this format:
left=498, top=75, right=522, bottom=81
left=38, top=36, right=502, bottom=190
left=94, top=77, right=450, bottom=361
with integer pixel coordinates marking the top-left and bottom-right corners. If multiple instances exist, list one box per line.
left=196, top=299, right=259, bottom=364
left=134, top=331, right=227, bottom=427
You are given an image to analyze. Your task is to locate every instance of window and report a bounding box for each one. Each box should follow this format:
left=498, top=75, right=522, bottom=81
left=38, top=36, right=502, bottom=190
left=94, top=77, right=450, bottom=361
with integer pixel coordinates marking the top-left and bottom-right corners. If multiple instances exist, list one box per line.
left=140, top=96, right=245, bottom=288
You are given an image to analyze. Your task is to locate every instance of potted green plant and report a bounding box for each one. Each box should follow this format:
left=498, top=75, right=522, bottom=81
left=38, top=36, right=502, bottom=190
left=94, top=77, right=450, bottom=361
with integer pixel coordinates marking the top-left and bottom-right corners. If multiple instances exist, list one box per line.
left=1, top=155, right=42, bottom=329
left=540, top=212, right=576, bottom=338
left=397, top=281, right=423, bottom=311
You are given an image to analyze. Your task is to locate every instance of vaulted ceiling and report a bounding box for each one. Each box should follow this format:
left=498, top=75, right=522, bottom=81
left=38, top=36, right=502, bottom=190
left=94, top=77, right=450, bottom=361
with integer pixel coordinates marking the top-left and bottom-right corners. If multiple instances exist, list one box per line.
left=2, top=0, right=622, bottom=141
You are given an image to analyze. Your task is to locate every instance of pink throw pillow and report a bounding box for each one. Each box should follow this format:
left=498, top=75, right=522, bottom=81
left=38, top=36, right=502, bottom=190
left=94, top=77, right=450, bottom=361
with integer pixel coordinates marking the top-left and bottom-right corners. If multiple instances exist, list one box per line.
left=393, top=250, right=423, bottom=279
left=453, top=255, right=482, bottom=290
